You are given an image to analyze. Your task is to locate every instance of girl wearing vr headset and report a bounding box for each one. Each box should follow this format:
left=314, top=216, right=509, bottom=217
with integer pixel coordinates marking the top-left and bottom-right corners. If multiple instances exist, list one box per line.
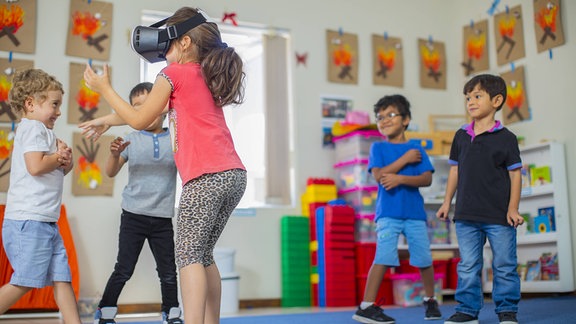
left=81, top=7, right=246, bottom=324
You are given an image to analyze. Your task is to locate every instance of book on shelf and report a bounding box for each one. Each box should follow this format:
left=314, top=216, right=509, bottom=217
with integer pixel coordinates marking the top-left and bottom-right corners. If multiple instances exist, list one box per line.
left=530, top=165, right=552, bottom=186
left=540, top=253, right=559, bottom=281
left=537, top=206, right=556, bottom=232
left=525, top=260, right=541, bottom=281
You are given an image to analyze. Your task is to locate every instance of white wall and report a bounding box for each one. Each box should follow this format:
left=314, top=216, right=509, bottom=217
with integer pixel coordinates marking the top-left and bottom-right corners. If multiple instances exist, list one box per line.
left=0, top=0, right=574, bottom=304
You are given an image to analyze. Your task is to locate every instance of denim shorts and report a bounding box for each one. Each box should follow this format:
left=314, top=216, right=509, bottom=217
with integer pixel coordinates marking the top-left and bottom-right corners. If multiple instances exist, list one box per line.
left=2, top=219, right=71, bottom=288
left=374, top=217, right=432, bottom=268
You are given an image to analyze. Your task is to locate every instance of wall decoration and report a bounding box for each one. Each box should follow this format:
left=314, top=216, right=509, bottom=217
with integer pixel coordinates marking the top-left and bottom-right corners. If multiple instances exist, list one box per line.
left=494, top=5, right=526, bottom=66
left=222, top=12, right=238, bottom=26
left=0, top=127, right=14, bottom=192
left=372, top=34, right=403, bottom=87
left=418, top=38, right=446, bottom=89
left=462, top=20, right=489, bottom=76
left=0, top=58, right=33, bottom=123
left=295, top=52, right=308, bottom=67
left=0, top=0, right=36, bottom=54
left=65, top=0, right=112, bottom=61
left=533, top=0, right=564, bottom=53
left=326, top=30, right=358, bottom=84
left=72, top=132, right=114, bottom=196
left=321, top=96, right=351, bottom=148
left=501, top=66, right=530, bottom=125
left=68, top=62, right=112, bottom=124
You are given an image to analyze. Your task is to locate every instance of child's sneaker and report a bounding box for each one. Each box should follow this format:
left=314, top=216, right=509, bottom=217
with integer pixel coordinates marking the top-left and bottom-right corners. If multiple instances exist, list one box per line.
left=93, top=307, right=117, bottom=324
left=423, top=298, right=442, bottom=320
left=444, top=312, right=479, bottom=324
left=162, top=307, right=183, bottom=324
left=498, top=312, right=518, bottom=324
left=352, top=304, right=395, bottom=323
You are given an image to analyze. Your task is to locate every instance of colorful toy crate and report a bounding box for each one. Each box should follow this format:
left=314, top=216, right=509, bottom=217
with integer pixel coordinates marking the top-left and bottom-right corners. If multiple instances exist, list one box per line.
left=354, top=215, right=376, bottom=242
left=338, top=186, right=378, bottom=214
left=356, top=272, right=394, bottom=305
left=391, top=273, right=444, bottom=307
left=333, top=158, right=377, bottom=190
left=333, top=130, right=385, bottom=162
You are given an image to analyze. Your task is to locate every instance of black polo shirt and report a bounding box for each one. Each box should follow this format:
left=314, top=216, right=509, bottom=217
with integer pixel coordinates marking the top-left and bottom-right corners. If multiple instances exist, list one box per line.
left=448, top=123, right=522, bottom=225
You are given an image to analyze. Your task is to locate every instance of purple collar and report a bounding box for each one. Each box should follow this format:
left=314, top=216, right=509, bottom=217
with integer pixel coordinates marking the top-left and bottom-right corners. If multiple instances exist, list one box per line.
left=463, top=120, right=503, bottom=141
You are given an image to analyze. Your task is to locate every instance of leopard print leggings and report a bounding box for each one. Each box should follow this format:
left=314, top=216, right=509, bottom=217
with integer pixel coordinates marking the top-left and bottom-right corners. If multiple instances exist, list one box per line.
left=175, top=169, right=247, bottom=269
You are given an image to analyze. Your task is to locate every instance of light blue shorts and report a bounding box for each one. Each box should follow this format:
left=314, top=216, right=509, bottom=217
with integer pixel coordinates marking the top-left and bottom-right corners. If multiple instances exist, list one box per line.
left=2, top=219, right=71, bottom=288
left=374, top=217, right=433, bottom=268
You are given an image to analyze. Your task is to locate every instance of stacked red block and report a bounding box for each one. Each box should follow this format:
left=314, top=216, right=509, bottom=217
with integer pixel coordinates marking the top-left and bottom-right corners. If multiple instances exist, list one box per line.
left=354, top=242, right=395, bottom=305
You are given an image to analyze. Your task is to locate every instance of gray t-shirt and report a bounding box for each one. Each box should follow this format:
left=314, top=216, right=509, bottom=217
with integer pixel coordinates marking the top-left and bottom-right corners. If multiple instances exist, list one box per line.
left=120, top=129, right=177, bottom=218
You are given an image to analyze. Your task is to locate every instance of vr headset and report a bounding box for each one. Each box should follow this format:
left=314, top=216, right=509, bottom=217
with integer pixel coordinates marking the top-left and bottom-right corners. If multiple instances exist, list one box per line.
left=131, top=10, right=207, bottom=63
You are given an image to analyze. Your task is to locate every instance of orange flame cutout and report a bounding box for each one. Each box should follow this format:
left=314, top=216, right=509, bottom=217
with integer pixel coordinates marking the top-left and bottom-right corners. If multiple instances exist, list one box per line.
left=0, top=4, right=24, bottom=32
left=536, top=5, right=558, bottom=30
left=466, top=33, right=486, bottom=59
left=76, top=155, right=102, bottom=188
left=72, top=11, right=102, bottom=39
left=420, top=45, right=441, bottom=72
left=333, top=44, right=353, bottom=67
left=0, top=130, right=14, bottom=159
left=377, top=47, right=396, bottom=70
left=506, top=82, right=525, bottom=108
left=76, top=80, right=100, bottom=109
left=498, top=16, right=516, bottom=38
left=0, top=75, right=11, bottom=102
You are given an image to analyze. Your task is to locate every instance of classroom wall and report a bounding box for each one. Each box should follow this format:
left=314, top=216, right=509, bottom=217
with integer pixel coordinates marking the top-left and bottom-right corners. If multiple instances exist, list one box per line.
left=0, top=0, right=574, bottom=305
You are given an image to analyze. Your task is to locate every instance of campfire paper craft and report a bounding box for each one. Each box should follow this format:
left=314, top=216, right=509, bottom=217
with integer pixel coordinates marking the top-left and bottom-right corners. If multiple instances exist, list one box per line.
left=326, top=30, right=358, bottom=84
left=494, top=5, right=526, bottom=66
left=462, top=20, right=489, bottom=76
left=0, top=0, right=36, bottom=54
left=66, top=0, right=112, bottom=61
left=501, top=66, right=530, bottom=125
left=0, top=127, right=14, bottom=192
left=72, top=132, right=114, bottom=196
left=68, top=62, right=112, bottom=124
left=372, top=34, right=403, bottom=87
left=418, top=38, right=446, bottom=90
left=0, top=58, right=33, bottom=123
left=533, top=0, right=564, bottom=53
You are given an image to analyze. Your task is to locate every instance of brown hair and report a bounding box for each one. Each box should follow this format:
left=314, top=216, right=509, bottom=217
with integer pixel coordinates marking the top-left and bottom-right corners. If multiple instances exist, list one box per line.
left=8, top=69, right=64, bottom=115
left=167, top=7, right=245, bottom=107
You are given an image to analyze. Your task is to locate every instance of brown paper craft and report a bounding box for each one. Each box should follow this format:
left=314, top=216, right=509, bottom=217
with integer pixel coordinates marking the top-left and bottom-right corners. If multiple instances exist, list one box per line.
left=501, top=66, right=530, bottom=125
left=68, top=62, right=112, bottom=124
left=462, top=20, right=489, bottom=76
left=0, top=58, right=34, bottom=123
left=494, top=5, right=526, bottom=66
left=533, top=0, right=564, bottom=53
left=326, top=30, right=358, bottom=84
left=0, top=127, right=14, bottom=192
left=0, top=0, right=37, bottom=54
left=418, top=38, right=446, bottom=89
left=72, top=132, right=114, bottom=196
left=372, top=34, right=403, bottom=87
left=65, top=0, right=113, bottom=61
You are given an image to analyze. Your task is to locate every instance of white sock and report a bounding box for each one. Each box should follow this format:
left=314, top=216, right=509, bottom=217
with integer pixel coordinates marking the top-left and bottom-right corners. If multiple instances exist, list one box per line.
left=423, top=296, right=434, bottom=302
left=360, top=301, right=373, bottom=309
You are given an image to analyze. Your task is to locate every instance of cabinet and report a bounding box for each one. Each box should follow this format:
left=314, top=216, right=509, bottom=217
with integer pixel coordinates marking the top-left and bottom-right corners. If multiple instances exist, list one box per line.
left=483, top=142, right=574, bottom=293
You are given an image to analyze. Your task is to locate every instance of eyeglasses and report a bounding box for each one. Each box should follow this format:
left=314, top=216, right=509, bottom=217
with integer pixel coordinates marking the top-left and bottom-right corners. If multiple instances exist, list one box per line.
left=376, top=112, right=403, bottom=122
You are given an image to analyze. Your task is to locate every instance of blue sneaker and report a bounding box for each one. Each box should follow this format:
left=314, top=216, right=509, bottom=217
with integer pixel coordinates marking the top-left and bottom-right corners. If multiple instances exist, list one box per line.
left=162, top=307, right=183, bottom=324
left=93, top=307, right=117, bottom=324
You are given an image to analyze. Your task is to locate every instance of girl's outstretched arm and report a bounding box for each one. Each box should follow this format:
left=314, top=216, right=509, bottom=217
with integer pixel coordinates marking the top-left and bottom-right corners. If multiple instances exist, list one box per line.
left=83, top=64, right=171, bottom=130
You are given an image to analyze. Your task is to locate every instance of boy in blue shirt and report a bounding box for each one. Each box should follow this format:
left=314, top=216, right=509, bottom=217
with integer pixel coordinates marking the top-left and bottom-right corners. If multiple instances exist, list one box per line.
left=437, top=74, right=523, bottom=324
left=93, top=83, right=182, bottom=324
left=353, top=94, right=441, bottom=323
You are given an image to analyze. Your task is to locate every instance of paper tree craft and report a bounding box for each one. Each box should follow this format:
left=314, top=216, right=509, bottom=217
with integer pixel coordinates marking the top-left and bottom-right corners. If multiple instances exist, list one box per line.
left=533, top=0, right=565, bottom=53
left=419, top=38, right=446, bottom=90
left=0, top=127, right=14, bottom=192
left=66, top=0, right=113, bottom=61
left=0, top=58, right=34, bottom=123
left=72, top=132, right=114, bottom=196
left=68, top=62, right=112, bottom=124
left=0, top=0, right=37, bottom=54
left=501, top=66, right=530, bottom=125
left=326, top=29, right=358, bottom=84
left=372, top=34, right=404, bottom=87
left=494, top=5, right=526, bottom=66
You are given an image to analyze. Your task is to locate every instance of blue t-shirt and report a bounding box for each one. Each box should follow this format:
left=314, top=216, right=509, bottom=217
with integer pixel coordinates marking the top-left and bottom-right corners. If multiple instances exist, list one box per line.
left=120, top=129, right=177, bottom=218
left=368, top=141, right=434, bottom=222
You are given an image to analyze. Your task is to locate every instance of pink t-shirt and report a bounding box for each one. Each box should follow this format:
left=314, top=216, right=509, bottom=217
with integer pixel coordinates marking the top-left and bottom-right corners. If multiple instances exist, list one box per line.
left=160, top=63, right=245, bottom=185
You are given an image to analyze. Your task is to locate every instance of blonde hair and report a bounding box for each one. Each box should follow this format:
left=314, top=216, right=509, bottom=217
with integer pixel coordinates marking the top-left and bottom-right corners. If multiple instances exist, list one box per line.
left=9, top=69, right=64, bottom=115
left=167, top=7, right=245, bottom=106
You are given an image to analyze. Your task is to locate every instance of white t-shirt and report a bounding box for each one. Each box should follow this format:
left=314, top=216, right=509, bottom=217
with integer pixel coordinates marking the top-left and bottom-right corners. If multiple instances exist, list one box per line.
left=5, top=118, right=64, bottom=222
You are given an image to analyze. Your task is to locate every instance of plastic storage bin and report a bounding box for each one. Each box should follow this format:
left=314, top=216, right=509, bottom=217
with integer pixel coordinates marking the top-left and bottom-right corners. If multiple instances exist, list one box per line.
left=333, top=130, right=385, bottom=162
left=338, top=186, right=378, bottom=214
left=333, top=158, right=377, bottom=190
left=391, top=273, right=444, bottom=307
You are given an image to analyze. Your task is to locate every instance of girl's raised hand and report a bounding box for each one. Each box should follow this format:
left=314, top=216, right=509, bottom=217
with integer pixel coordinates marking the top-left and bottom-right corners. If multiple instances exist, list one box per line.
left=83, top=63, right=110, bottom=93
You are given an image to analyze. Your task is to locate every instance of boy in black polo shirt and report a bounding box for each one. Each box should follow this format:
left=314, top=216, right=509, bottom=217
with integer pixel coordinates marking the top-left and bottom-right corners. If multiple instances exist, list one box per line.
left=436, top=74, right=524, bottom=324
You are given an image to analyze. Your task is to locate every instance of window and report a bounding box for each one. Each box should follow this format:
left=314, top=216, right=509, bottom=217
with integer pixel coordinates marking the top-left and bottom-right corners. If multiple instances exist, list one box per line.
left=140, top=11, right=293, bottom=208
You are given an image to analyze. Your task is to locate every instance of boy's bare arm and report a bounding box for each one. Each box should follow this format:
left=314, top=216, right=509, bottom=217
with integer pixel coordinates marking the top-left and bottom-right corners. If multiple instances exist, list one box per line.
left=507, top=168, right=524, bottom=227
left=436, top=165, right=458, bottom=220
left=24, top=151, right=63, bottom=176
left=372, top=149, right=423, bottom=181
left=379, top=171, right=432, bottom=191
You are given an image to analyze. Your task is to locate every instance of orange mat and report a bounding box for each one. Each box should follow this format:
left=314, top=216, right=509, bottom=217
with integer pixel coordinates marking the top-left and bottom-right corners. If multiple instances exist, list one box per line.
left=0, top=205, right=80, bottom=310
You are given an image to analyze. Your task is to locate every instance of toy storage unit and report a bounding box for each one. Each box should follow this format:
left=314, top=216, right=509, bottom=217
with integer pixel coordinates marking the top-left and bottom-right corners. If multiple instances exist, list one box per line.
left=333, top=158, right=377, bottom=190
left=338, top=185, right=378, bottom=215
left=332, top=129, right=385, bottom=162
left=280, top=216, right=311, bottom=307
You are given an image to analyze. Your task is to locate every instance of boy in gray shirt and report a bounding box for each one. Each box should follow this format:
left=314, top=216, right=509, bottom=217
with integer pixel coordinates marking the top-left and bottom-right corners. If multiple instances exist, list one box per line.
left=93, top=83, right=182, bottom=324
